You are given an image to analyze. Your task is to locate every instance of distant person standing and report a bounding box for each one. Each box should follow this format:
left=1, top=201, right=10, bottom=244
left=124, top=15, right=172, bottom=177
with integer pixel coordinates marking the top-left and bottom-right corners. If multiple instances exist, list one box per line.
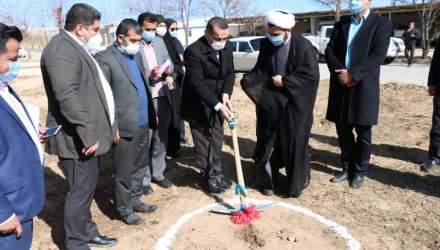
left=325, top=0, right=392, bottom=189
left=403, top=22, right=421, bottom=67
left=421, top=39, right=440, bottom=172
left=41, top=3, right=118, bottom=249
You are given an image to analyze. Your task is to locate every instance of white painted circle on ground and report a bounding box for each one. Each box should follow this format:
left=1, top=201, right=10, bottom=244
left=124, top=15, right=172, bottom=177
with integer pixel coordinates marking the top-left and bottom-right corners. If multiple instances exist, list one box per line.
left=155, top=198, right=361, bottom=250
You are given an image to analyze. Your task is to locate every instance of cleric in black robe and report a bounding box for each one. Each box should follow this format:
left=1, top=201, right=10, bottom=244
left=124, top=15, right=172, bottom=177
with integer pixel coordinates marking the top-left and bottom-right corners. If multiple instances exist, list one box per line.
left=241, top=10, right=319, bottom=197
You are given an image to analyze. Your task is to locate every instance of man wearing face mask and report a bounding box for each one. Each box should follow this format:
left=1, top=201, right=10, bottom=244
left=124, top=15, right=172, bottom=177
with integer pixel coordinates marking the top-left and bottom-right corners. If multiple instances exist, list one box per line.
left=241, top=10, right=319, bottom=197
left=95, top=19, right=158, bottom=225
left=181, top=17, right=235, bottom=194
left=0, top=23, right=46, bottom=250
left=325, top=0, right=392, bottom=189
left=41, top=3, right=118, bottom=249
left=137, top=12, right=175, bottom=195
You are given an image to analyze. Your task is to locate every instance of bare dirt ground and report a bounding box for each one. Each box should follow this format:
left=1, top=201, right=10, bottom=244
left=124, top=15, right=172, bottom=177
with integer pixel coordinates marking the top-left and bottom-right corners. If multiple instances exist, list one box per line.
left=13, top=60, right=440, bottom=250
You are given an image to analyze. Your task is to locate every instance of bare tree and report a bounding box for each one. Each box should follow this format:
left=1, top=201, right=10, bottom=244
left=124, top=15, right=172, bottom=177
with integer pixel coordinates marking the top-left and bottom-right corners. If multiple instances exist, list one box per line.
left=207, top=0, right=251, bottom=19
left=393, top=0, right=440, bottom=58
left=313, top=0, right=348, bottom=21
left=126, top=0, right=175, bottom=16
left=176, top=0, right=195, bottom=46
left=48, top=0, right=71, bottom=32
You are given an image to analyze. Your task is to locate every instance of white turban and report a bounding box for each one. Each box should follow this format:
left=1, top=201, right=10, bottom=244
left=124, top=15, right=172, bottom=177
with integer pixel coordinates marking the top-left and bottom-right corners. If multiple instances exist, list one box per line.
left=265, top=9, right=296, bottom=30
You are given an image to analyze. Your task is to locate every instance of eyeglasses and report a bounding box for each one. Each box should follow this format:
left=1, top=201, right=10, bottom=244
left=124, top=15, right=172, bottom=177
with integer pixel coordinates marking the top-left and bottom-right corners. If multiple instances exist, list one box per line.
left=169, top=28, right=178, bottom=32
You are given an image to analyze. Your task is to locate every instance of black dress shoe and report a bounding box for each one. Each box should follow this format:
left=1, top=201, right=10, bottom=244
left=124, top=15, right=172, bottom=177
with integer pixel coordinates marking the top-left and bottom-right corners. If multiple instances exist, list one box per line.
left=122, top=213, right=143, bottom=225
left=330, top=170, right=348, bottom=183
left=88, top=235, right=118, bottom=247
left=350, top=175, right=364, bottom=189
left=143, top=185, right=154, bottom=195
left=421, top=160, right=440, bottom=173
left=133, top=203, right=158, bottom=214
left=261, top=188, right=274, bottom=196
left=153, top=178, right=173, bottom=188
left=217, top=179, right=231, bottom=190
left=207, top=182, right=226, bottom=194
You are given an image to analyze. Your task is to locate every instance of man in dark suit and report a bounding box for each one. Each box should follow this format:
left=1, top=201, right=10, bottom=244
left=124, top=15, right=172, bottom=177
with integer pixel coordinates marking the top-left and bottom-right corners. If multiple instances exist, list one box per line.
left=41, top=4, right=118, bottom=249
left=0, top=23, right=45, bottom=250
left=181, top=17, right=235, bottom=194
left=403, top=22, right=421, bottom=67
left=421, top=40, right=440, bottom=172
left=325, top=0, right=392, bottom=189
left=95, top=19, right=158, bottom=225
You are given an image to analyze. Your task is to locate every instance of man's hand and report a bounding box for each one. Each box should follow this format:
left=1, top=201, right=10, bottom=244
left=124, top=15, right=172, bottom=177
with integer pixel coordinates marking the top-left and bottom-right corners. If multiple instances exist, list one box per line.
left=39, top=126, right=48, bottom=144
left=272, top=75, right=284, bottom=88
left=0, top=215, right=22, bottom=237
left=82, top=142, right=99, bottom=156
left=429, top=86, right=436, bottom=96
left=150, top=66, right=161, bottom=78
left=113, top=129, right=120, bottom=145
left=222, top=94, right=234, bottom=113
left=166, top=76, right=174, bottom=90
left=335, top=69, right=354, bottom=87
left=219, top=104, right=234, bottom=122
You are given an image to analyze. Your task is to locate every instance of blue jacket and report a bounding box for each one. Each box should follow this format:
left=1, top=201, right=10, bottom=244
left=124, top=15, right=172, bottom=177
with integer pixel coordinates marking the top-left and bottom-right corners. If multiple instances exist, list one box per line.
left=0, top=88, right=45, bottom=224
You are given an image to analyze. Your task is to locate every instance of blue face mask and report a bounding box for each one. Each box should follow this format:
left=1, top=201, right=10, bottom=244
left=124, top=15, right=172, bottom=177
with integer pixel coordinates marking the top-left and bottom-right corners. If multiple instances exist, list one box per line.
left=267, top=33, right=284, bottom=46
left=169, top=30, right=178, bottom=38
left=350, top=0, right=364, bottom=15
left=0, top=61, right=20, bottom=83
left=142, top=31, right=156, bottom=43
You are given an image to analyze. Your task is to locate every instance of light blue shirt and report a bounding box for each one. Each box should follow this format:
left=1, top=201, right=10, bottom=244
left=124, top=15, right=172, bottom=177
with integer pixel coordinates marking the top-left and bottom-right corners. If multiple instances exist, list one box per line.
left=345, top=10, right=370, bottom=69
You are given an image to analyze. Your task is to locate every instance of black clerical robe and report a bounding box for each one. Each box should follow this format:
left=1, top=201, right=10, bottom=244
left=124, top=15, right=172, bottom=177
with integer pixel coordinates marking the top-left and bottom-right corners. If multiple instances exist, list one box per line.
left=241, top=32, right=319, bottom=196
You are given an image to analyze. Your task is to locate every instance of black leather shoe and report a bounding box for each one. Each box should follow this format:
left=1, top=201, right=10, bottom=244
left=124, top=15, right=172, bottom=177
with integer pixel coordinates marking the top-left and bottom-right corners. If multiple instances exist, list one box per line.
left=133, top=203, right=157, bottom=214
left=261, top=188, right=274, bottom=196
left=350, top=175, right=364, bottom=189
left=217, top=179, right=231, bottom=190
left=330, top=170, right=348, bottom=183
left=207, top=182, right=226, bottom=194
left=421, top=160, right=440, bottom=173
left=88, top=235, right=118, bottom=247
left=153, top=178, right=173, bottom=188
left=143, top=185, right=154, bottom=195
left=122, top=213, right=143, bottom=225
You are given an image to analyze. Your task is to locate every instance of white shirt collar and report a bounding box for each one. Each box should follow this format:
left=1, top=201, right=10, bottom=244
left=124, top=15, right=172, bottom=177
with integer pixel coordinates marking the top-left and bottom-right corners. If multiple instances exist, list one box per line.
left=65, top=30, right=87, bottom=50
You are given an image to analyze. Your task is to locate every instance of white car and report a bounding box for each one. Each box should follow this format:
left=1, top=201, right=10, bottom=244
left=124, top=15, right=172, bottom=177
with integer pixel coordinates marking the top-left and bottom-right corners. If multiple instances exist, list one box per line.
left=304, top=24, right=405, bottom=65
left=229, top=36, right=264, bottom=72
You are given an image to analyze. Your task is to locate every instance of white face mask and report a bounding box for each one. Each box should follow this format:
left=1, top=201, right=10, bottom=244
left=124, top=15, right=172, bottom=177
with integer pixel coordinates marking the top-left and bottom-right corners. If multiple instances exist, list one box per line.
left=211, top=40, right=226, bottom=51
left=121, top=40, right=140, bottom=55
left=156, top=27, right=167, bottom=37
left=86, top=33, right=103, bottom=53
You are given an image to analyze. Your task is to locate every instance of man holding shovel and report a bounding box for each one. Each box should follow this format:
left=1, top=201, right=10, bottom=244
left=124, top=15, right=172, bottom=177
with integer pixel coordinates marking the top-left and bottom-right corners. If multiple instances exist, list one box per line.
left=181, top=17, right=235, bottom=194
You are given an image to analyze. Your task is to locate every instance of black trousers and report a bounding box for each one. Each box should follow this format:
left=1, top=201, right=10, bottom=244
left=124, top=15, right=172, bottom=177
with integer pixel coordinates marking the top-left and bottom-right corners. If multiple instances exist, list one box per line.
left=60, top=157, right=100, bottom=250
left=429, top=96, right=440, bottom=161
left=113, top=125, right=149, bottom=217
left=335, top=124, right=372, bottom=175
left=405, top=41, right=416, bottom=64
left=189, top=116, right=224, bottom=185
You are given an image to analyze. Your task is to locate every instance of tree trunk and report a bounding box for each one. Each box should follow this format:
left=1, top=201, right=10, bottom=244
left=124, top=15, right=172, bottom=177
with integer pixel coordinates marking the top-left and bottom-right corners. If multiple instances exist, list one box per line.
left=335, top=0, right=342, bottom=21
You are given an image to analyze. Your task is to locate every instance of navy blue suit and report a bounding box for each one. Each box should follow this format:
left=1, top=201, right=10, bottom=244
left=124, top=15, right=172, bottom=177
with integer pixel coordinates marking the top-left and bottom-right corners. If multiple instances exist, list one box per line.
left=0, top=87, right=45, bottom=250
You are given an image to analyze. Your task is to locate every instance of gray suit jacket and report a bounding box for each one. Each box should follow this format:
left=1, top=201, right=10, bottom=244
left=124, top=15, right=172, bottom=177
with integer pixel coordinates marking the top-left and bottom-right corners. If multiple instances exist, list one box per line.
left=95, top=44, right=157, bottom=138
left=41, top=30, right=117, bottom=159
left=139, top=37, right=173, bottom=105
